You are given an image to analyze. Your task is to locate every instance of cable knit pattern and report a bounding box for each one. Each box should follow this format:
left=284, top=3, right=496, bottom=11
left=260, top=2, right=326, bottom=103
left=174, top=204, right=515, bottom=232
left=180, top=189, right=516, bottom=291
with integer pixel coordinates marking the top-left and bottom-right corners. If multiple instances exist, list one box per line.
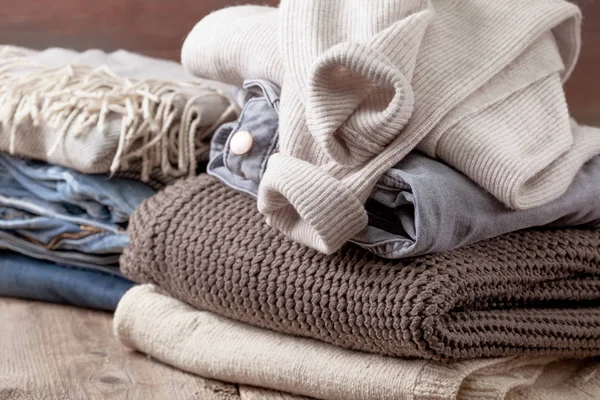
left=122, top=175, right=600, bottom=361
left=182, top=0, right=596, bottom=255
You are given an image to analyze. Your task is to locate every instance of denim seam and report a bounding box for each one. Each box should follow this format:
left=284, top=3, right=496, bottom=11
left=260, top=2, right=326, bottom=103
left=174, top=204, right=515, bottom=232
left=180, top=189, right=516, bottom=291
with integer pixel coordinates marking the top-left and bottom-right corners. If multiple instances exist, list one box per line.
left=243, top=80, right=281, bottom=110
left=224, top=96, right=278, bottom=183
left=207, top=124, right=235, bottom=175
left=0, top=194, right=121, bottom=233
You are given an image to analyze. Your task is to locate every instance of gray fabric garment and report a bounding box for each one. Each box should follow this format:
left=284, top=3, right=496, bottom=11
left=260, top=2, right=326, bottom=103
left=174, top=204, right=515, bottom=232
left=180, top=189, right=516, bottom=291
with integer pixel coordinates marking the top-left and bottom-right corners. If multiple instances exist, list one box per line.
left=361, top=154, right=600, bottom=258
left=209, top=79, right=279, bottom=197
left=209, top=80, right=600, bottom=259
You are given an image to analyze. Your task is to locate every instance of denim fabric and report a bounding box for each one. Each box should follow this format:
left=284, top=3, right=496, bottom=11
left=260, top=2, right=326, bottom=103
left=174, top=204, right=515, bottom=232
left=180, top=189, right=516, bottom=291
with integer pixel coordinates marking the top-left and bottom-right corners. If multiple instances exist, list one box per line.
left=0, top=251, right=133, bottom=311
left=208, top=79, right=279, bottom=198
left=0, top=153, right=154, bottom=272
left=210, top=80, right=600, bottom=258
left=357, top=154, right=600, bottom=258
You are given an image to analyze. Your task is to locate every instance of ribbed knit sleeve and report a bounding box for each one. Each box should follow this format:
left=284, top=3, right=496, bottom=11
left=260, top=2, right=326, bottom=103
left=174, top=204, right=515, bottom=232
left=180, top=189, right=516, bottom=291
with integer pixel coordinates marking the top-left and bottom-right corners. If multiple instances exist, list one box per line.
left=256, top=0, right=434, bottom=254
left=181, top=0, right=591, bottom=255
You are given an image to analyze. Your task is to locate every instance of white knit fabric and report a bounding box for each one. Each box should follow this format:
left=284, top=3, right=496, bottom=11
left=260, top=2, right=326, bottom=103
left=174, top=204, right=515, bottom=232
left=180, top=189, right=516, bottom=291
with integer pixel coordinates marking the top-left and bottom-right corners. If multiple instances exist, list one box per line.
left=114, top=285, right=600, bottom=400
left=182, top=0, right=597, bottom=254
left=181, top=6, right=283, bottom=86
left=259, top=1, right=433, bottom=252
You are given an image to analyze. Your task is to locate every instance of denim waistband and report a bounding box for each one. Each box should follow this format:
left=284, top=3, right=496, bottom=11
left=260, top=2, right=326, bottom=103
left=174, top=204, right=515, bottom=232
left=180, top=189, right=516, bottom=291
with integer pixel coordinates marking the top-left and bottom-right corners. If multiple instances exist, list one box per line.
left=209, top=79, right=279, bottom=198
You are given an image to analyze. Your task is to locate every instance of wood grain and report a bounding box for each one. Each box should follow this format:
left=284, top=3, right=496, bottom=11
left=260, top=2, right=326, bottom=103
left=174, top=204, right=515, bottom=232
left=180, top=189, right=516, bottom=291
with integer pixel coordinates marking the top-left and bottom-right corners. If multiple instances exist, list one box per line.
left=0, top=0, right=598, bottom=124
left=0, top=298, right=240, bottom=400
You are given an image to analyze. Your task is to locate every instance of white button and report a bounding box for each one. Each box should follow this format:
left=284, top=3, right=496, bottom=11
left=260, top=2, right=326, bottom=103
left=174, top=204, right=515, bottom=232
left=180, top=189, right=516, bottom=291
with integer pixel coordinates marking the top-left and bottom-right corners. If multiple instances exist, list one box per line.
left=230, top=130, right=254, bottom=155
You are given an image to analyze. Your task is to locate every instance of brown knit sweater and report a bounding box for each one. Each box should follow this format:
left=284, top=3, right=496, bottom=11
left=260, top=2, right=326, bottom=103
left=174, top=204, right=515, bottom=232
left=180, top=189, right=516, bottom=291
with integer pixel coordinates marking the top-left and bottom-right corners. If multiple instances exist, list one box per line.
left=122, top=175, right=600, bottom=360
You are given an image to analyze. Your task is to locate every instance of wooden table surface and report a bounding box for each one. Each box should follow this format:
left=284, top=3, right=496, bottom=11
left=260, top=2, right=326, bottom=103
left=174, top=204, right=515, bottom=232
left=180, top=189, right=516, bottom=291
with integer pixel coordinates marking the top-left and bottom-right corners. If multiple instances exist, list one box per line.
left=0, top=298, right=304, bottom=400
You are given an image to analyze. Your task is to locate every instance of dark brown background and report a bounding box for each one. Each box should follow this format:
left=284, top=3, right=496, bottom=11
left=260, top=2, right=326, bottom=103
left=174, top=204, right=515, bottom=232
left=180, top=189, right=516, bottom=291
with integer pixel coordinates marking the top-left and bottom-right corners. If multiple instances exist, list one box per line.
left=1, top=0, right=598, bottom=124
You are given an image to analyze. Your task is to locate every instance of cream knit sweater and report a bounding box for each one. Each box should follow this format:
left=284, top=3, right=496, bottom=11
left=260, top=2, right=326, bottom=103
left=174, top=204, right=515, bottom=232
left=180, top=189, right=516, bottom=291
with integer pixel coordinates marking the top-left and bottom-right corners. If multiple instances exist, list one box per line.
left=183, top=0, right=596, bottom=254
left=115, top=285, right=600, bottom=400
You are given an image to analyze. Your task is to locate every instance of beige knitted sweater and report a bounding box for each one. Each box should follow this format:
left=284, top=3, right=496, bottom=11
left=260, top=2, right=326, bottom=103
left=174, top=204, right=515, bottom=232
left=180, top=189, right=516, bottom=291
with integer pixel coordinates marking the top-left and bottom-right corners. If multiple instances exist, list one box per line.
left=183, top=0, right=596, bottom=254
left=115, top=285, right=600, bottom=400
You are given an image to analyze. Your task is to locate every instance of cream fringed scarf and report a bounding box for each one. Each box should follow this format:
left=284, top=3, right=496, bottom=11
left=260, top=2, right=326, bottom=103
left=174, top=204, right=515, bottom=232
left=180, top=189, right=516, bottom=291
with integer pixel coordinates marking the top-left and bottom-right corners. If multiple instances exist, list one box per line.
left=0, top=46, right=237, bottom=185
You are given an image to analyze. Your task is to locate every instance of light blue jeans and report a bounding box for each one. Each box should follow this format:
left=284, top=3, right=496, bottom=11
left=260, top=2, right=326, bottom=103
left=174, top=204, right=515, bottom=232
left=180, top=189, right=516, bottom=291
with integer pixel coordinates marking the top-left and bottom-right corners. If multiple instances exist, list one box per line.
left=0, top=153, right=154, bottom=274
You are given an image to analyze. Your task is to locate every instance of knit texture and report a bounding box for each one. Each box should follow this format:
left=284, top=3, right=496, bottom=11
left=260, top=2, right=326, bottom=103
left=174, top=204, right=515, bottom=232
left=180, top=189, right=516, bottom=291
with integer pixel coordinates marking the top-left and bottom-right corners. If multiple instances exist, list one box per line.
left=115, top=285, right=600, bottom=400
left=182, top=0, right=596, bottom=254
left=122, top=175, right=600, bottom=360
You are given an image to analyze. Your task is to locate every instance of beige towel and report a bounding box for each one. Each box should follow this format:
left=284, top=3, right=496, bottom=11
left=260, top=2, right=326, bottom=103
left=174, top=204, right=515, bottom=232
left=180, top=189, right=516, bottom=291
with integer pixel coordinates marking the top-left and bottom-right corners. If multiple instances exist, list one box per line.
left=114, top=285, right=600, bottom=400
left=0, top=45, right=237, bottom=185
left=182, top=1, right=599, bottom=254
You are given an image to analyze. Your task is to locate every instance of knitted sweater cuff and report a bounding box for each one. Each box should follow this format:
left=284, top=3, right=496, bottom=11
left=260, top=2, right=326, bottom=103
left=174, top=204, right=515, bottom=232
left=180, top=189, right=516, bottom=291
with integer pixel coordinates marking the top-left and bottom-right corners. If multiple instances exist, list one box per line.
left=257, top=153, right=368, bottom=254
left=306, top=41, right=414, bottom=167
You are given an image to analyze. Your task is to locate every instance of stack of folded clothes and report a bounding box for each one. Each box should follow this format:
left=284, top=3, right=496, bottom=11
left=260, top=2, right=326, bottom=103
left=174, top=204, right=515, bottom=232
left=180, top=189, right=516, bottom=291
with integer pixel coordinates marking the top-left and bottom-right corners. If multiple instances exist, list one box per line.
left=0, top=45, right=237, bottom=310
left=111, top=0, right=600, bottom=399
left=1, top=0, right=599, bottom=398
left=116, top=177, right=600, bottom=399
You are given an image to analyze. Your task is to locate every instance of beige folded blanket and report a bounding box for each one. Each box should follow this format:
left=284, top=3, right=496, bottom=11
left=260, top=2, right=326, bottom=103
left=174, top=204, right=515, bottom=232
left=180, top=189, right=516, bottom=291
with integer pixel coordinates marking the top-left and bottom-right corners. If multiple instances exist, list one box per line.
left=0, top=46, right=237, bottom=185
left=121, top=174, right=600, bottom=360
left=115, top=285, right=600, bottom=400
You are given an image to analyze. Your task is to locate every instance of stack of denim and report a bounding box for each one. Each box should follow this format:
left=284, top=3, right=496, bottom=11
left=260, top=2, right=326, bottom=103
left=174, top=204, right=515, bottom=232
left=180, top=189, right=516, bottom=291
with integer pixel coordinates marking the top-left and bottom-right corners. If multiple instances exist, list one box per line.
left=0, top=45, right=238, bottom=311
left=0, top=153, right=154, bottom=310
